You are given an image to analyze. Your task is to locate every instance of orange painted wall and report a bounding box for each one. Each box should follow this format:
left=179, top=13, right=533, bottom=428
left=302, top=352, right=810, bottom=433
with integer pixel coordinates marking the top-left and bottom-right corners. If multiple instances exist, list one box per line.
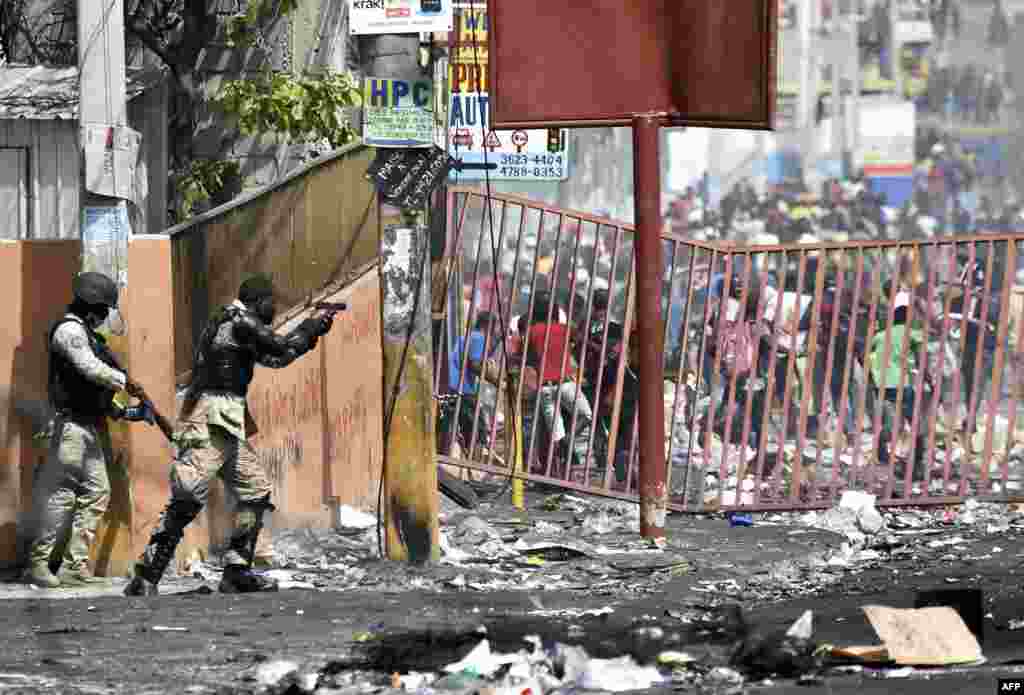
left=0, top=239, right=384, bottom=573
left=0, top=240, right=81, bottom=568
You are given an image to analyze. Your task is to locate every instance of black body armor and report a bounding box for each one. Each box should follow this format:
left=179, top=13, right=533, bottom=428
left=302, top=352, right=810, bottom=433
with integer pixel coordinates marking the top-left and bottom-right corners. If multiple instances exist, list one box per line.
left=47, top=317, right=120, bottom=418
left=186, top=304, right=322, bottom=401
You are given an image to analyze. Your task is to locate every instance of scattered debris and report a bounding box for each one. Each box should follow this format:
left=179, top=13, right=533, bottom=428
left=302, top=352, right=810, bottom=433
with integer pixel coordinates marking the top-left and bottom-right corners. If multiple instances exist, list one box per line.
left=730, top=607, right=820, bottom=679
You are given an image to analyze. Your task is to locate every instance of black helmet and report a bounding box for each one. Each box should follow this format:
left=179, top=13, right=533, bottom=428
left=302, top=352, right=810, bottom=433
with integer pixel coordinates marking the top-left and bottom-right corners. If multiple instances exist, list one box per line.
left=73, top=272, right=119, bottom=309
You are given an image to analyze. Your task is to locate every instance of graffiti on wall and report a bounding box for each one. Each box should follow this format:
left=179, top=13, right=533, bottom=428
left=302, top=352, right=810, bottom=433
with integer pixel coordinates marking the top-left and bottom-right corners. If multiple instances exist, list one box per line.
left=259, top=431, right=304, bottom=496
left=248, top=365, right=324, bottom=436
left=325, top=384, right=381, bottom=498
left=331, top=293, right=379, bottom=350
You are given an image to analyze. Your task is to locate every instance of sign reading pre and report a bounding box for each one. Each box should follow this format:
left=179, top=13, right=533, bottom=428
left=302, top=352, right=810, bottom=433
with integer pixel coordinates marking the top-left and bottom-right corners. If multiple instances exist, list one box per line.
left=447, top=3, right=569, bottom=181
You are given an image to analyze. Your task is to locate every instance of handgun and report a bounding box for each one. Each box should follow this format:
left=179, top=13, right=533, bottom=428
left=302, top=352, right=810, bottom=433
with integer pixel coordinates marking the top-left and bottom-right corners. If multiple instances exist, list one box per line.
left=314, top=301, right=348, bottom=315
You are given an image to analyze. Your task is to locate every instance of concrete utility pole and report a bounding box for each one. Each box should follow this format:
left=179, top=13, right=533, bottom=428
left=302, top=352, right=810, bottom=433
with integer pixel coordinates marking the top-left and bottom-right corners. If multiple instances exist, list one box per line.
left=77, top=0, right=127, bottom=128
left=360, top=34, right=440, bottom=564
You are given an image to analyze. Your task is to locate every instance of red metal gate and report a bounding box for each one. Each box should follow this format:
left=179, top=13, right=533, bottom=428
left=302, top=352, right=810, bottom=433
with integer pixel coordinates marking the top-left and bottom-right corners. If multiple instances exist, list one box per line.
left=435, top=187, right=1024, bottom=511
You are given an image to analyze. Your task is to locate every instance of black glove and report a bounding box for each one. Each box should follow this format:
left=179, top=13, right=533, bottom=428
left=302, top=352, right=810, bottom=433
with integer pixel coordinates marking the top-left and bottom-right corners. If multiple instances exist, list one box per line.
left=315, top=313, right=334, bottom=336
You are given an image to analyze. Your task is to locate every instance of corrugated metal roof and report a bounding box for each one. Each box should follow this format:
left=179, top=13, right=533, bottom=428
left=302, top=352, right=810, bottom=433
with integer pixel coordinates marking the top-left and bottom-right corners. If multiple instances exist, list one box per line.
left=0, top=64, right=167, bottom=119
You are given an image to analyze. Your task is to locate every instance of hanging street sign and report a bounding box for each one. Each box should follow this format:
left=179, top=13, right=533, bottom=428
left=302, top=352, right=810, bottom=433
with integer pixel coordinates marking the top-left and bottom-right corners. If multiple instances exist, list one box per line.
left=349, top=0, right=453, bottom=36
left=447, top=91, right=569, bottom=181
left=362, top=76, right=435, bottom=147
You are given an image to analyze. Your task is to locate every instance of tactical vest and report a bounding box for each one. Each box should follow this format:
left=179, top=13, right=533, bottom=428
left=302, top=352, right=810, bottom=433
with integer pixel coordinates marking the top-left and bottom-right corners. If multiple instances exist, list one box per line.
left=47, top=316, right=120, bottom=418
left=190, top=305, right=257, bottom=397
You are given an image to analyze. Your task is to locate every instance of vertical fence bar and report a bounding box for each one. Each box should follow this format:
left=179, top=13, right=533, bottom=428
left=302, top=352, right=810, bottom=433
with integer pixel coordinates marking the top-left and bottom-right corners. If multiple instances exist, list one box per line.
left=544, top=218, right=585, bottom=481
left=535, top=214, right=569, bottom=479
left=589, top=225, right=626, bottom=493
left=572, top=221, right=610, bottom=488
left=467, top=200, right=509, bottom=461
left=793, top=253, right=828, bottom=503
left=754, top=249, right=791, bottom=503
left=966, top=242, right=997, bottom=495
left=904, top=246, right=938, bottom=500
left=981, top=240, right=1014, bottom=495
left=520, top=210, right=550, bottom=475
left=814, top=257, right=846, bottom=502
left=773, top=251, right=807, bottom=500
left=604, top=251, right=637, bottom=492
left=482, top=201, right=528, bottom=472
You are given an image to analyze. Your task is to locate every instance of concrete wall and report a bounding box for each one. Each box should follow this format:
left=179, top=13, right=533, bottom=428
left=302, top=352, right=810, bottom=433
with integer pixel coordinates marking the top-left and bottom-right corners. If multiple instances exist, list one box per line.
left=168, top=143, right=379, bottom=379
left=125, top=237, right=382, bottom=573
left=0, top=240, right=81, bottom=566
left=0, top=232, right=384, bottom=574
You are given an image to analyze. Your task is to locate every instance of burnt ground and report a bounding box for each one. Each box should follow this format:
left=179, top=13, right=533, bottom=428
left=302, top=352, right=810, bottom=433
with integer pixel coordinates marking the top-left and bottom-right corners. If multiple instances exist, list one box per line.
left=2, top=487, right=1024, bottom=694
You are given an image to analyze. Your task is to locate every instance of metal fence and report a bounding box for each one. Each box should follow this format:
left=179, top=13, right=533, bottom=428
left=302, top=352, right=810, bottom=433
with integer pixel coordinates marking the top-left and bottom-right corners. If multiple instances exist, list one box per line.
left=435, top=186, right=1024, bottom=511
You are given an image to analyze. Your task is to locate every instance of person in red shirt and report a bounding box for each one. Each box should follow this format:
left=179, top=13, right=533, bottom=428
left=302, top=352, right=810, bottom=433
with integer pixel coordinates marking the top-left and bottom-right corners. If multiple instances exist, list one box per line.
left=525, top=292, right=594, bottom=469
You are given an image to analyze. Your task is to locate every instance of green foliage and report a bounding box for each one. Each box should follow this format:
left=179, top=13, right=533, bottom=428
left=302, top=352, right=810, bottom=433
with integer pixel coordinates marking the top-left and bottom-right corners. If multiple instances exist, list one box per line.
left=225, top=0, right=300, bottom=47
left=175, top=159, right=242, bottom=221
left=216, top=70, right=362, bottom=148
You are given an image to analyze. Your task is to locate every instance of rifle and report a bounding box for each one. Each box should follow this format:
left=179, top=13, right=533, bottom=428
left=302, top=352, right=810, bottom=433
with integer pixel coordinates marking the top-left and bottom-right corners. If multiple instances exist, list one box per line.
left=96, top=341, right=177, bottom=443
left=127, top=386, right=177, bottom=444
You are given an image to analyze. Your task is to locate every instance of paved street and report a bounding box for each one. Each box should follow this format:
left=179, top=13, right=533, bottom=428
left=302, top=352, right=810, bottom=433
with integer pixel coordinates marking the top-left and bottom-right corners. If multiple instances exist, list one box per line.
left=1, top=487, right=1022, bottom=694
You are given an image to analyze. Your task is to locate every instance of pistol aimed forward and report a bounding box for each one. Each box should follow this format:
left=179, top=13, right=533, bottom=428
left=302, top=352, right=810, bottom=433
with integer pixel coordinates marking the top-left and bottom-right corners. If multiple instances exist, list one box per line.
left=314, top=301, right=348, bottom=315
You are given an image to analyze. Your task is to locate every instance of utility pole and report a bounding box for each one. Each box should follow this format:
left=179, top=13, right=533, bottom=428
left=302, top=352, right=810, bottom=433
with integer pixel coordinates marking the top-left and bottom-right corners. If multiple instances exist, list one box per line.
left=848, top=8, right=860, bottom=178
left=77, top=0, right=127, bottom=129
left=890, top=0, right=903, bottom=98
left=360, top=34, right=440, bottom=564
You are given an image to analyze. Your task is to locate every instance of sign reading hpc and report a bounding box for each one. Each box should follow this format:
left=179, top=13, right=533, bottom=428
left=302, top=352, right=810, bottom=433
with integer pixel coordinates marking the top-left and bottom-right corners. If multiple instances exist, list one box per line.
left=362, top=76, right=434, bottom=147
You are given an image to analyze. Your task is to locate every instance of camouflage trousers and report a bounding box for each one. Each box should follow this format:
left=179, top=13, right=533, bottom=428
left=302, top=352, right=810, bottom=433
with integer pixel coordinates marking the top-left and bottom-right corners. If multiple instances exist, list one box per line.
left=28, top=415, right=113, bottom=574
left=136, top=415, right=273, bottom=583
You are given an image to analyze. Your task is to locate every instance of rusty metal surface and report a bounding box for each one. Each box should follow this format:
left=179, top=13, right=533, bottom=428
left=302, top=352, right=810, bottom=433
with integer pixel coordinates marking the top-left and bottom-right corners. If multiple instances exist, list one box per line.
left=632, top=115, right=667, bottom=536
left=487, top=0, right=777, bottom=129
left=438, top=188, right=1024, bottom=513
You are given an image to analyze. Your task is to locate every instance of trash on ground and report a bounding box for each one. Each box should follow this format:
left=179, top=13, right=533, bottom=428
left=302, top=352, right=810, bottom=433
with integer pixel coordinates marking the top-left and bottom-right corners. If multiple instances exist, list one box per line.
left=442, top=639, right=521, bottom=677
left=730, top=607, right=820, bottom=678
left=828, top=645, right=890, bottom=663
left=862, top=605, right=984, bottom=666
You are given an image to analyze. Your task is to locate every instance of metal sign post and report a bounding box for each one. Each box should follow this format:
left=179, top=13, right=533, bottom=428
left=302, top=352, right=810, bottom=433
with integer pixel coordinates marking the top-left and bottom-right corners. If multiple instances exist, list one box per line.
left=485, top=0, right=778, bottom=541
left=632, top=113, right=668, bottom=538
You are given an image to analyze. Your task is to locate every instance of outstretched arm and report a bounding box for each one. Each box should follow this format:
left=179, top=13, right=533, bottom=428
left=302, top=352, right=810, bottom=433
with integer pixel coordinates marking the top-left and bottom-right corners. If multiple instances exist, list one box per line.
left=234, top=313, right=332, bottom=369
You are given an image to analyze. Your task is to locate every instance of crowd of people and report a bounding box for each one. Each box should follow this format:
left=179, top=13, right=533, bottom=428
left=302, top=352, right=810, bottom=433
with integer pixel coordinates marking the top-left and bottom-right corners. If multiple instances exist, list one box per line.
left=920, top=62, right=1010, bottom=124
left=445, top=236, right=1018, bottom=502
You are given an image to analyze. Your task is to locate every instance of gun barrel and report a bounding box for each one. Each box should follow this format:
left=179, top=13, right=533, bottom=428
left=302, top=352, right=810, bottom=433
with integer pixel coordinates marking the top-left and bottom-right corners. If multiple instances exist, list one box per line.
left=314, top=302, right=348, bottom=312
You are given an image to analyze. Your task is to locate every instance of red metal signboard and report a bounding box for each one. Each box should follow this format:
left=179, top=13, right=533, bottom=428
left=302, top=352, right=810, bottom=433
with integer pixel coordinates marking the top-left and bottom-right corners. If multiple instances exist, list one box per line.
left=486, top=0, right=778, bottom=130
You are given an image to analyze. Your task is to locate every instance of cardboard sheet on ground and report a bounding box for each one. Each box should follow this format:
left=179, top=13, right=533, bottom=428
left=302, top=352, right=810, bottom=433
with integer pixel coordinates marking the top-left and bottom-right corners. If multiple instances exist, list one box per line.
left=861, top=605, right=983, bottom=666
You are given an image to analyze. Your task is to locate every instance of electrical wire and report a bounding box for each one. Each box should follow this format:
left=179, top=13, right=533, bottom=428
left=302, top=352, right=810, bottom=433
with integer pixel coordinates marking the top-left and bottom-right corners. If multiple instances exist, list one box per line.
left=437, top=1, right=520, bottom=502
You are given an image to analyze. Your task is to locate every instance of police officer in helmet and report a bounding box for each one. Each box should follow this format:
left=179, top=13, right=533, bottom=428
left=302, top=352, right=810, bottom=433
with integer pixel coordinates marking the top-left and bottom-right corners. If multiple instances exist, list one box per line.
left=25, top=272, right=153, bottom=588
left=125, top=273, right=334, bottom=596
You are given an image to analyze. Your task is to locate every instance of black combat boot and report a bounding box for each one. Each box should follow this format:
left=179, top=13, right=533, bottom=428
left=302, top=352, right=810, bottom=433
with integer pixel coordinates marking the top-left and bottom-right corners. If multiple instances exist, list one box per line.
left=219, top=500, right=278, bottom=593
left=124, top=570, right=159, bottom=597
left=124, top=500, right=201, bottom=597
left=219, top=565, right=279, bottom=593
